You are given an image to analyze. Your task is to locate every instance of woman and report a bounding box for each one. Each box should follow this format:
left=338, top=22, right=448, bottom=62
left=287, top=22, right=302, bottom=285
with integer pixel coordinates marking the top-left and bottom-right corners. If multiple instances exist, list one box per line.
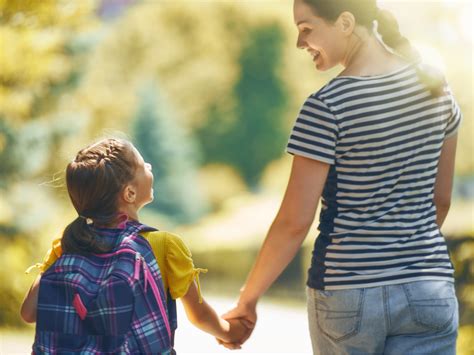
left=221, top=0, right=461, bottom=354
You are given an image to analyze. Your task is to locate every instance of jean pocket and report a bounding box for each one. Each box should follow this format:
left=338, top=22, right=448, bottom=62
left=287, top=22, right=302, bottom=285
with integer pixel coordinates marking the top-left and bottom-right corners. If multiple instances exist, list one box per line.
left=314, top=288, right=365, bottom=342
left=403, top=281, right=457, bottom=331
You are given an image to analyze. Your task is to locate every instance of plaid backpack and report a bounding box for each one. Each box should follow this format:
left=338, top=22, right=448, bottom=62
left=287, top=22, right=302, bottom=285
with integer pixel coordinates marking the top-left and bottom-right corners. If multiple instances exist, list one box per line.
left=33, top=221, right=176, bottom=354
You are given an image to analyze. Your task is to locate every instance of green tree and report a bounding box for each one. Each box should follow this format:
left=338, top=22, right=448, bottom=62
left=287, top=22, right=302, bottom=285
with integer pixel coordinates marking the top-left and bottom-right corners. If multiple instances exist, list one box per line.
left=132, top=82, right=206, bottom=224
left=0, top=0, right=99, bottom=185
left=198, top=22, right=289, bottom=187
left=0, top=0, right=98, bottom=327
left=0, top=119, right=20, bottom=188
left=0, top=0, right=98, bottom=122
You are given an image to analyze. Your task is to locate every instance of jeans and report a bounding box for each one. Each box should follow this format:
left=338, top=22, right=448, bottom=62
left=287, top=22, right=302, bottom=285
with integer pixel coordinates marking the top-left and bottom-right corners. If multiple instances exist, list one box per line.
left=307, top=281, right=458, bottom=355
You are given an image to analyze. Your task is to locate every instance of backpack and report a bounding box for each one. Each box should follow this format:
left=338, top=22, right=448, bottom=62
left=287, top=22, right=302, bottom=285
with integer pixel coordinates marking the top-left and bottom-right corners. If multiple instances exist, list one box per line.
left=33, top=221, right=176, bottom=354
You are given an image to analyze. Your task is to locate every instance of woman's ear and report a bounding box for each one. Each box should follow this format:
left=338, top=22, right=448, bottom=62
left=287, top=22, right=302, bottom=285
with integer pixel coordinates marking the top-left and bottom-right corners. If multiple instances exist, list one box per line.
left=337, top=11, right=356, bottom=36
left=122, top=184, right=137, bottom=204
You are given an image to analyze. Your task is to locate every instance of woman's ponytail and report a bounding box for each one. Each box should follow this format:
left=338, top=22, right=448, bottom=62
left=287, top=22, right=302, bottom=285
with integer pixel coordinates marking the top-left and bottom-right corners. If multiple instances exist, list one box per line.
left=61, top=217, right=112, bottom=255
left=376, top=9, right=418, bottom=63
left=376, top=8, right=446, bottom=97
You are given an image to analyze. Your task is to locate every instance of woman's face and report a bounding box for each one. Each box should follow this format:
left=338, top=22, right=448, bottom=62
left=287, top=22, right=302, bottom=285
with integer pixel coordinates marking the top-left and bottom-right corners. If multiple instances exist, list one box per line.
left=293, top=0, right=348, bottom=71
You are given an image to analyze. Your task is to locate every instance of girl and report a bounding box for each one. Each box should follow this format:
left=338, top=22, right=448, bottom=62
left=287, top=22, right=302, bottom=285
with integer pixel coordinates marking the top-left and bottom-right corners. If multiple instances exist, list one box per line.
left=222, top=0, right=461, bottom=354
left=21, top=138, right=248, bottom=353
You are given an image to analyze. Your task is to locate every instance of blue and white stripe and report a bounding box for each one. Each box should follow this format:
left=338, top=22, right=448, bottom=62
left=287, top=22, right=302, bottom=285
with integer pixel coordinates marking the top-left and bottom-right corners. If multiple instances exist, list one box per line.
left=287, top=64, right=462, bottom=290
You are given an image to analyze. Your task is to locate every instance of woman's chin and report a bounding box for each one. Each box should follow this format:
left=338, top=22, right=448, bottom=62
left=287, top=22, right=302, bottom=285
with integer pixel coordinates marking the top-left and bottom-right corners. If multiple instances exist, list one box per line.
left=313, top=58, right=336, bottom=72
left=315, top=62, right=329, bottom=72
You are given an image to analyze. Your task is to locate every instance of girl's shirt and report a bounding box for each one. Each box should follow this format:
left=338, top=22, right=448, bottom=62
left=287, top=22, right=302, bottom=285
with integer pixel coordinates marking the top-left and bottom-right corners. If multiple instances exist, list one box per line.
left=287, top=63, right=462, bottom=291
left=30, top=231, right=207, bottom=301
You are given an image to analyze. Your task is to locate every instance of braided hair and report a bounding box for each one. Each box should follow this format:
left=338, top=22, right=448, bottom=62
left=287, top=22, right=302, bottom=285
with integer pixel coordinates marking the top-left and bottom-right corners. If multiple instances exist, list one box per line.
left=303, top=0, right=445, bottom=96
left=61, top=138, right=138, bottom=254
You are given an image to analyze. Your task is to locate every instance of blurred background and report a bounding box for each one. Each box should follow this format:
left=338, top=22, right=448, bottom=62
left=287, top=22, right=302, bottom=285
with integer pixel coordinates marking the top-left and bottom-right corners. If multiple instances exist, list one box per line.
left=0, top=0, right=472, bottom=353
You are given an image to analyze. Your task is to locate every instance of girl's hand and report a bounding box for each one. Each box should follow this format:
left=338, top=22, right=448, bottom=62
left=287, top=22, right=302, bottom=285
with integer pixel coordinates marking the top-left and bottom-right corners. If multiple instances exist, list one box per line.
left=20, top=274, right=41, bottom=323
left=227, top=318, right=251, bottom=342
left=215, top=318, right=252, bottom=349
left=216, top=301, right=257, bottom=349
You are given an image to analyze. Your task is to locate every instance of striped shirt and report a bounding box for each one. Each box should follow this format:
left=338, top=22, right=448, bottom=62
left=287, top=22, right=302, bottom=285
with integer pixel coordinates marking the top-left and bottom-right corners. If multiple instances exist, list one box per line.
left=287, top=64, right=462, bottom=290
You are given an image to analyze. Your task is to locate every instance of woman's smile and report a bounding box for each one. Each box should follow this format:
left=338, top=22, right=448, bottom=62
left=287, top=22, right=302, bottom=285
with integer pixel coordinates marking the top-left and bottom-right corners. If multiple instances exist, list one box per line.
left=310, top=50, right=321, bottom=62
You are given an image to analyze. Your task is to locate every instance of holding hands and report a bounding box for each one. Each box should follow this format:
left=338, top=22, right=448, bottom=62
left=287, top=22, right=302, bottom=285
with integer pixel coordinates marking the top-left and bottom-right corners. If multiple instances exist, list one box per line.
left=216, top=300, right=258, bottom=349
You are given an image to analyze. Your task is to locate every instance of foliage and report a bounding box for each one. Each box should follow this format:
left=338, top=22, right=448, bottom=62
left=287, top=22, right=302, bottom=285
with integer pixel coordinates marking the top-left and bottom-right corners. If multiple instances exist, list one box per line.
left=0, top=0, right=98, bottom=122
left=458, top=325, right=474, bottom=355
left=132, top=82, right=206, bottom=224
left=75, top=1, right=245, bottom=134
left=0, top=0, right=97, bottom=237
left=0, top=236, right=32, bottom=327
left=447, top=235, right=474, bottom=325
left=197, top=22, right=289, bottom=187
left=0, top=0, right=99, bottom=328
left=0, top=1, right=472, bottom=342
left=197, top=164, right=248, bottom=212
left=0, top=119, right=20, bottom=188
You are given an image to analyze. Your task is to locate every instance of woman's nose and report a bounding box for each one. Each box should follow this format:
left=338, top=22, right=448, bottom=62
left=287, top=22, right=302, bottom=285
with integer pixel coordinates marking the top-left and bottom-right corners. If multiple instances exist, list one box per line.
left=296, top=34, right=306, bottom=49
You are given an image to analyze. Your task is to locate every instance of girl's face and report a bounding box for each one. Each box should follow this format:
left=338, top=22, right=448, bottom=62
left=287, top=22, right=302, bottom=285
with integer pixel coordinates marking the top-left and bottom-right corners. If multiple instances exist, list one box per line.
left=130, top=146, right=154, bottom=209
left=293, top=0, right=348, bottom=71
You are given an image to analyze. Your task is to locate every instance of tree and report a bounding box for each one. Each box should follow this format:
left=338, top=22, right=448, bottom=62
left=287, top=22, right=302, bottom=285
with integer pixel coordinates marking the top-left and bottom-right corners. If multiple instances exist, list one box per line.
left=198, top=22, right=289, bottom=188
left=0, top=0, right=98, bottom=122
left=132, top=81, right=206, bottom=224
left=0, top=119, right=20, bottom=188
left=0, top=0, right=98, bottom=327
left=233, top=22, right=289, bottom=186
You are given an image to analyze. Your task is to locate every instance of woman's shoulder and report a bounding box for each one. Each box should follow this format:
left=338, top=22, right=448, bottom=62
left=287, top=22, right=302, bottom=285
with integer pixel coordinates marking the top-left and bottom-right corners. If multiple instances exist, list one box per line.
left=300, top=85, right=337, bottom=115
left=319, top=62, right=419, bottom=98
left=304, top=79, right=348, bottom=108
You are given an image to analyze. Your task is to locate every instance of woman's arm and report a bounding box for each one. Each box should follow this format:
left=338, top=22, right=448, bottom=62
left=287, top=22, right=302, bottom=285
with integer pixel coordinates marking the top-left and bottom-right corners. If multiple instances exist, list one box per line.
left=20, top=275, right=41, bottom=323
left=180, top=280, right=249, bottom=343
left=434, top=134, right=458, bottom=228
left=224, top=155, right=329, bottom=330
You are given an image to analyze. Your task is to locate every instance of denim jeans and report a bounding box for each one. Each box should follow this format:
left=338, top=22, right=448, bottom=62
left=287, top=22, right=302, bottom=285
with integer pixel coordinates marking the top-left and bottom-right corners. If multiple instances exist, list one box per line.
left=307, top=281, right=458, bottom=355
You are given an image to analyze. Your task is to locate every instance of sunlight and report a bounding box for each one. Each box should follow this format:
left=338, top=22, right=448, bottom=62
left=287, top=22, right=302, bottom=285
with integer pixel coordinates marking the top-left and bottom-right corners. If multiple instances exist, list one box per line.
left=459, top=7, right=474, bottom=43
left=413, top=42, right=447, bottom=72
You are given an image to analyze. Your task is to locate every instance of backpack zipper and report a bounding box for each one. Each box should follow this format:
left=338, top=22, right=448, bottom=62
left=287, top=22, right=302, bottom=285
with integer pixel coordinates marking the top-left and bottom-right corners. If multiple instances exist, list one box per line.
left=134, top=252, right=141, bottom=280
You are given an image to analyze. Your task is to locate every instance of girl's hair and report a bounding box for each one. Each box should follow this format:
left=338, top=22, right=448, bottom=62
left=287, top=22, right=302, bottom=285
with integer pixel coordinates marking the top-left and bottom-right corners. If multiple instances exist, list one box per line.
left=303, top=0, right=445, bottom=96
left=61, top=138, right=138, bottom=255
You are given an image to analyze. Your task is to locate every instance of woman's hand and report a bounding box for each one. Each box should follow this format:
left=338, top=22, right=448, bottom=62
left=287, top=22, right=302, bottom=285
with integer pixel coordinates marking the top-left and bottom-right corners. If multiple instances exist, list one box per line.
left=223, top=301, right=257, bottom=330
left=216, top=301, right=257, bottom=349
left=215, top=317, right=253, bottom=349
